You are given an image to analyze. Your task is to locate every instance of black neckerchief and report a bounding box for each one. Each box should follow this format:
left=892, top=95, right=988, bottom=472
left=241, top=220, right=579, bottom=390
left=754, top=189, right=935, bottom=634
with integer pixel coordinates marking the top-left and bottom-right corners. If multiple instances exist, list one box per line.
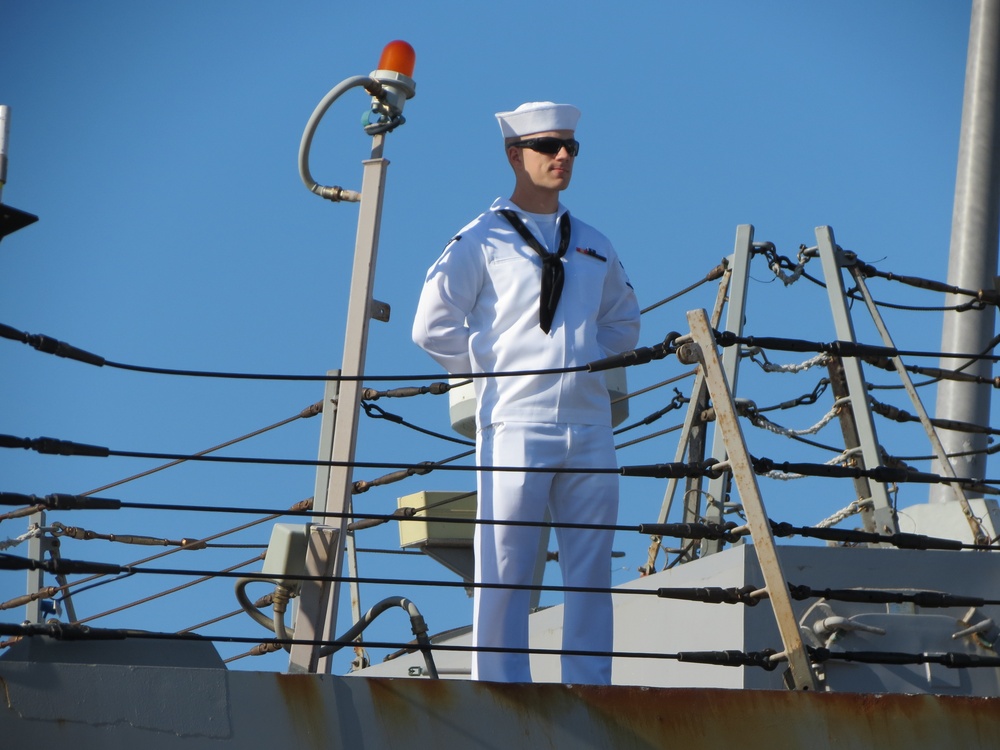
left=498, top=208, right=571, bottom=334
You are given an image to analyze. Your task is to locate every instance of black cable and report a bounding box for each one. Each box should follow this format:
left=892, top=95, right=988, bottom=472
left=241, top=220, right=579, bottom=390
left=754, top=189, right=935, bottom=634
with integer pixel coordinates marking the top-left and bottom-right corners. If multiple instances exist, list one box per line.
left=751, top=454, right=1000, bottom=489
left=809, top=647, right=1000, bottom=670
left=1, top=491, right=738, bottom=538
left=613, top=390, right=688, bottom=436
left=10, top=551, right=1000, bottom=610
left=10, top=430, right=1000, bottom=493
left=754, top=379, right=829, bottom=414
left=891, top=443, right=1000, bottom=464
left=1, top=434, right=734, bottom=481
left=789, top=585, right=992, bottom=608
left=8, top=431, right=1000, bottom=488
left=864, top=334, right=1000, bottom=392
left=0, top=555, right=656, bottom=598
left=2, top=321, right=677, bottom=382
left=118, top=359, right=593, bottom=382
left=770, top=521, right=992, bottom=553
left=32, top=489, right=988, bottom=576
left=0, top=434, right=607, bottom=474
left=361, top=401, right=474, bottom=447
left=846, top=298, right=986, bottom=313
left=6, top=619, right=995, bottom=672
left=52, top=570, right=137, bottom=601
left=773, top=432, right=845, bottom=454
left=861, top=354, right=1000, bottom=391
left=0, top=620, right=777, bottom=666
left=869, top=397, right=1000, bottom=436
left=853, top=259, right=1000, bottom=305
left=715, top=330, right=1000, bottom=364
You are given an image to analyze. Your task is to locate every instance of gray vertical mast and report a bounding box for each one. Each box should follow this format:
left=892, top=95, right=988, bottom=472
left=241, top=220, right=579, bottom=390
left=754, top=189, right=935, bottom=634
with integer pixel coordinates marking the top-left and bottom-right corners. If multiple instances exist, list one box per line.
left=933, top=0, right=1000, bottom=501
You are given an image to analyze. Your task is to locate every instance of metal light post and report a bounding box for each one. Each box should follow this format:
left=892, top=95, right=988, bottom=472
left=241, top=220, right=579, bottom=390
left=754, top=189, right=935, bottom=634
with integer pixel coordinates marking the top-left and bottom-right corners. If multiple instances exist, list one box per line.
left=288, top=41, right=416, bottom=673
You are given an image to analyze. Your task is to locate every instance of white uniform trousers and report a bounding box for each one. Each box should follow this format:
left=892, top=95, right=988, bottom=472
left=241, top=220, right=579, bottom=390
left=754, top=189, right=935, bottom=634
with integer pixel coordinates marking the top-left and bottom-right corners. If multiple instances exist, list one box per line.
left=472, top=421, right=619, bottom=684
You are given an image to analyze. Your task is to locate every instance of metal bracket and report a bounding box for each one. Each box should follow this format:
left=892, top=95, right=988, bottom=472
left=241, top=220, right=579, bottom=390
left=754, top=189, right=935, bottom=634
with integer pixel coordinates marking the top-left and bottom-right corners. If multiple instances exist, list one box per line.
left=287, top=525, right=341, bottom=674
left=701, top=224, right=755, bottom=556
left=815, top=226, right=898, bottom=536
left=370, top=299, right=390, bottom=323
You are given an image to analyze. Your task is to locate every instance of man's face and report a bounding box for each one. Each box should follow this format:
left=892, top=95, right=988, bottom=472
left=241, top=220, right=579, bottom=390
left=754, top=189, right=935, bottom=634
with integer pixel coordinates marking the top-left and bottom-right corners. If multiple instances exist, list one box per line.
left=508, top=129, right=576, bottom=193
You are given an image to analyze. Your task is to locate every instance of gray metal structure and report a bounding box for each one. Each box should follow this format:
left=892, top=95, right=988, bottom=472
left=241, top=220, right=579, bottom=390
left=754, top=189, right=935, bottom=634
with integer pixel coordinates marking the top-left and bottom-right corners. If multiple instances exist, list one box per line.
left=662, top=225, right=901, bottom=553
left=288, top=141, right=391, bottom=674
left=934, top=0, right=1000, bottom=500
left=814, top=227, right=899, bottom=536
left=700, top=225, right=754, bottom=556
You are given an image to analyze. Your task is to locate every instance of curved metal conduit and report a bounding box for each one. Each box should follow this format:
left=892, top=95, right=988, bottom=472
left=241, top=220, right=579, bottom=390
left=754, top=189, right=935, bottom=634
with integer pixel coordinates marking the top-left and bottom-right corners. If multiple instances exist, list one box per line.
left=236, top=578, right=438, bottom=678
left=297, top=75, right=370, bottom=203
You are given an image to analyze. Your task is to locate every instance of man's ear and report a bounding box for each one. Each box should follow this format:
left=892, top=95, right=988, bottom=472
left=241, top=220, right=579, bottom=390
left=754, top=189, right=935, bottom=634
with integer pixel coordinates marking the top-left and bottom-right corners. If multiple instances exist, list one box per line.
left=506, top=144, right=522, bottom=168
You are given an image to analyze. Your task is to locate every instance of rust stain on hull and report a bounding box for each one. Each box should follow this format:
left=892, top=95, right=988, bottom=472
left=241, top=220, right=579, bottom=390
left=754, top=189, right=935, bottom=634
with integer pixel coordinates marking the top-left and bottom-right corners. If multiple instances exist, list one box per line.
left=273, top=672, right=332, bottom=750
left=354, top=679, right=1000, bottom=749
left=4, top=662, right=1000, bottom=748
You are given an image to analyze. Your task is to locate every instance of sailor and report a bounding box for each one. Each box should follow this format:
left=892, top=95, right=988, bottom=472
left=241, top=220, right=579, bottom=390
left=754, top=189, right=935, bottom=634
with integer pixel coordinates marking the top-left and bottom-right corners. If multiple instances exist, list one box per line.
left=412, top=101, right=640, bottom=684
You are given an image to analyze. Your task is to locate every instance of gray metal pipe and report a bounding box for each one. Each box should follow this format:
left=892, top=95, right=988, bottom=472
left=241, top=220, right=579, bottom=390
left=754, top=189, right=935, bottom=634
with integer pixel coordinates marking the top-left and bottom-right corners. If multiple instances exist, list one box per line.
left=932, top=0, right=1000, bottom=501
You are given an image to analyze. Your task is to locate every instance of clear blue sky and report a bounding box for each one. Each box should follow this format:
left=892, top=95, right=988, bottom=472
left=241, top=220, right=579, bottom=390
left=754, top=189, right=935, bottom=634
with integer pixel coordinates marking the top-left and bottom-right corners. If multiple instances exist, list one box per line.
left=0, top=2, right=981, bottom=673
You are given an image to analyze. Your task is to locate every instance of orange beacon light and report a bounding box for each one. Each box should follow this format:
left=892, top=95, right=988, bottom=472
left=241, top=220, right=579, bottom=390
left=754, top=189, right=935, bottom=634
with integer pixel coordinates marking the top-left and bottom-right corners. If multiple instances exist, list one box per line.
left=377, top=40, right=416, bottom=79
left=368, top=40, right=416, bottom=128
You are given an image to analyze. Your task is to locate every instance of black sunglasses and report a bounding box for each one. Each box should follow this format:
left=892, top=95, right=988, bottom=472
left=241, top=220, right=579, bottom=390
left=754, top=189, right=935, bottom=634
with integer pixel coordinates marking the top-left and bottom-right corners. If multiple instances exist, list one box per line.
left=510, top=137, right=580, bottom=157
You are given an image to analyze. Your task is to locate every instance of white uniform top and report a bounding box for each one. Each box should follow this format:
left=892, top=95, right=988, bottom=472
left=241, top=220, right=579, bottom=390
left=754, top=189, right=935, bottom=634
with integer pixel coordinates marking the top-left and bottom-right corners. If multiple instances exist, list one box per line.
left=413, top=197, right=641, bottom=430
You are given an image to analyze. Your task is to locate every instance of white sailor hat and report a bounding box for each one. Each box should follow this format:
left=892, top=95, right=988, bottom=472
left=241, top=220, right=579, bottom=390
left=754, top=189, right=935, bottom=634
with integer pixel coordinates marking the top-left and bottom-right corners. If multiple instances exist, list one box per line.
left=495, top=101, right=581, bottom=139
